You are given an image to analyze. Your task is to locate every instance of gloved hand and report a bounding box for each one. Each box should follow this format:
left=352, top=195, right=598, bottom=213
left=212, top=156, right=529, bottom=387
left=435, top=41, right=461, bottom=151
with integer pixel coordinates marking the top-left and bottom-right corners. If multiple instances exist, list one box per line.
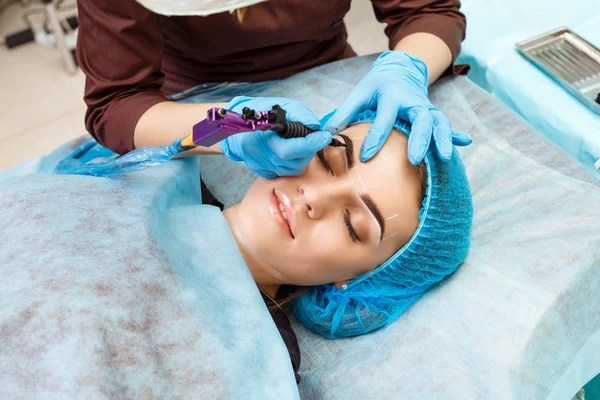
left=323, top=51, right=472, bottom=165
left=219, top=96, right=332, bottom=178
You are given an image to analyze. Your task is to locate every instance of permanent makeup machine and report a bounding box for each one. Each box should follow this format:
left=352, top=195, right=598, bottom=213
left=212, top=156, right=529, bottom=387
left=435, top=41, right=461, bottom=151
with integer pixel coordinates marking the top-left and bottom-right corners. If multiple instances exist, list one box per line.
left=53, top=105, right=330, bottom=177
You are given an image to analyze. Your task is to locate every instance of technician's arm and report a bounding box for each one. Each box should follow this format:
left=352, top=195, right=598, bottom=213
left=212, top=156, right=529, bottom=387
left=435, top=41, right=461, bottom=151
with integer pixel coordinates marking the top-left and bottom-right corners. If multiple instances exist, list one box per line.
left=134, top=101, right=226, bottom=155
left=77, top=0, right=220, bottom=155
left=323, top=0, right=469, bottom=164
left=371, top=0, right=466, bottom=83
left=394, top=33, right=452, bottom=84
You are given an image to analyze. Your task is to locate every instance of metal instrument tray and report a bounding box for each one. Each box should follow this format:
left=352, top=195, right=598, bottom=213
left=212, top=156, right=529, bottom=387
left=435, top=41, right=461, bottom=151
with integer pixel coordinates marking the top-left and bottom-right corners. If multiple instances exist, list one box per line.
left=516, top=27, right=600, bottom=114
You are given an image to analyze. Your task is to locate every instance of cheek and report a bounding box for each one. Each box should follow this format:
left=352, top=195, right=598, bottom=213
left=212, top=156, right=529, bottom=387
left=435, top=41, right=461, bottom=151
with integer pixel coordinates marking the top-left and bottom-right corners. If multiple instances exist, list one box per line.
left=281, top=223, right=380, bottom=285
left=236, top=180, right=279, bottom=249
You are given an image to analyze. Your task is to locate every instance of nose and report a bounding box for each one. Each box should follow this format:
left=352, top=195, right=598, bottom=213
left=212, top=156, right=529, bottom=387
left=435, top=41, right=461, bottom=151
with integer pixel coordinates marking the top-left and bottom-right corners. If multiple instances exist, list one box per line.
left=299, top=177, right=356, bottom=219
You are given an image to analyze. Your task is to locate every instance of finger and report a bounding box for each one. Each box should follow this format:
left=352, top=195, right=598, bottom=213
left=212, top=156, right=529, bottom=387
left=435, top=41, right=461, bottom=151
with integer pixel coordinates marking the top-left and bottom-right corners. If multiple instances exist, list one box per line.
left=431, top=112, right=453, bottom=161
left=322, top=90, right=370, bottom=132
left=360, top=96, right=398, bottom=162
left=272, top=131, right=333, bottom=160
left=406, top=107, right=434, bottom=165
left=451, top=129, right=473, bottom=146
left=227, top=97, right=321, bottom=130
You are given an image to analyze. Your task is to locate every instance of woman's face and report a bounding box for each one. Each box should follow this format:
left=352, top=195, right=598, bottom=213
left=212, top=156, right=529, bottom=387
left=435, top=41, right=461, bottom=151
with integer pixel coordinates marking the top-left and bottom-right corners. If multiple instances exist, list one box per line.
left=230, top=123, right=423, bottom=287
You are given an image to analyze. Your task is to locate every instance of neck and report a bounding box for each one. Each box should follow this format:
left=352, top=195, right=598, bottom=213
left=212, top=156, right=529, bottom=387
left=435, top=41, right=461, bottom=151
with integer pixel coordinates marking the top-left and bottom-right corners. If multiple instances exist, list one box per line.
left=222, top=205, right=281, bottom=299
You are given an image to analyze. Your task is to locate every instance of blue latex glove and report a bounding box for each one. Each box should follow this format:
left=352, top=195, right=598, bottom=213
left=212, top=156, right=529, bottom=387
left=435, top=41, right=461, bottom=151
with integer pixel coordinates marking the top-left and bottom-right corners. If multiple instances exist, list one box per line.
left=323, top=51, right=473, bottom=165
left=219, top=96, right=332, bottom=178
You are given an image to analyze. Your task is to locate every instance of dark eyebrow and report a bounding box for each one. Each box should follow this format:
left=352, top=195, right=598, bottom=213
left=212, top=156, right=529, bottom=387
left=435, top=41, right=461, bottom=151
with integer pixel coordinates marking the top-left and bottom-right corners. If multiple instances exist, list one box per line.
left=337, top=134, right=354, bottom=169
left=317, top=133, right=355, bottom=173
left=338, top=135, right=384, bottom=239
left=360, top=194, right=385, bottom=240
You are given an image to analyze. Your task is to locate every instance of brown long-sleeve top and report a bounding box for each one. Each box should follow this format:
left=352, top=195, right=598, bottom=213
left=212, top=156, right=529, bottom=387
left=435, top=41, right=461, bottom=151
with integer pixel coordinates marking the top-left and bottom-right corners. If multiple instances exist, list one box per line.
left=77, top=0, right=466, bottom=154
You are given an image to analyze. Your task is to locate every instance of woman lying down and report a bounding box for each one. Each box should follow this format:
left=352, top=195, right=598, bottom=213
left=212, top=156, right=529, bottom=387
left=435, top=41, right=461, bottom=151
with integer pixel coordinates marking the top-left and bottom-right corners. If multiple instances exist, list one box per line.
left=0, top=109, right=472, bottom=391
left=219, top=109, right=473, bottom=382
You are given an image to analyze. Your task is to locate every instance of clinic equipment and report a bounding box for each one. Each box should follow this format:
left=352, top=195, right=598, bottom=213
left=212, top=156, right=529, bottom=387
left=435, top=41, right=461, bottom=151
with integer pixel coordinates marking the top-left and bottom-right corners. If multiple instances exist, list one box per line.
left=54, top=105, right=315, bottom=177
left=180, top=105, right=314, bottom=150
left=216, top=96, right=334, bottom=179
left=294, top=109, right=474, bottom=339
left=517, top=27, right=600, bottom=115
left=455, top=1, right=600, bottom=178
left=44, top=0, right=78, bottom=75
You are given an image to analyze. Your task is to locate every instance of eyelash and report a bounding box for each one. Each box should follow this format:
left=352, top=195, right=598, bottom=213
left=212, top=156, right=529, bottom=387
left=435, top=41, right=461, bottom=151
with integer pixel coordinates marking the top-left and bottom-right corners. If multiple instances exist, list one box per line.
left=344, top=209, right=360, bottom=243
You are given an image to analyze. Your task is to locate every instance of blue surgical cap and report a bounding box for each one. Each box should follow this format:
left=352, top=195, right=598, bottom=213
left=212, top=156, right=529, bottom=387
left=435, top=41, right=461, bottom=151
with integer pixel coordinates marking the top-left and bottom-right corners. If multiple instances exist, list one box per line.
left=291, top=110, right=474, bottom=338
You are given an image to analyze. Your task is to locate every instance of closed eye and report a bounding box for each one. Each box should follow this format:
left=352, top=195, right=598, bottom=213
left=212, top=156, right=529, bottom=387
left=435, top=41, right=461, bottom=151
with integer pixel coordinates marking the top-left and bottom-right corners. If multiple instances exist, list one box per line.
left=344, top=209, right=360, bottom=243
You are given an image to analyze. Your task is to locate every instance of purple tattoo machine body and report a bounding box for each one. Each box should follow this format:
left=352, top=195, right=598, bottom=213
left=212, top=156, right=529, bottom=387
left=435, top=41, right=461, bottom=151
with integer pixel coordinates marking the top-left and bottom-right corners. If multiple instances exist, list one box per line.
left=52, top=104, right=345, bottom=177
left=178, top=105, right=314, bottom=152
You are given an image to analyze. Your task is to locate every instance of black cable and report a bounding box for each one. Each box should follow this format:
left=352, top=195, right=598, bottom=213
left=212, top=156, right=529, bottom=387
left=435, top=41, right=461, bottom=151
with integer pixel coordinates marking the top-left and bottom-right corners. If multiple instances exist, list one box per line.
left=265, top=104, right=316, bottom=139
left=273, top=122, right=314, bottom=139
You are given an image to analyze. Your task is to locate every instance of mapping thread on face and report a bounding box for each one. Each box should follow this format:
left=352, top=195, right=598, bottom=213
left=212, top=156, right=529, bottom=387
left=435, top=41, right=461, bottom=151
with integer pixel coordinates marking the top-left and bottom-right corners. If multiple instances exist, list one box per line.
left=382, top=231, right=401, bottom=242
left=382, top=212, right=404, bottom=242
left=348, top=164, right=388, bottom=194
left=347, top=165, right=406, bottom=243
left=382, top=212, right=402, bottom=241
left=328, top=134, right=402, bottom=243
left=328, top=145, right=378, bottom=196
left=348, top=167, right=367, bottom=195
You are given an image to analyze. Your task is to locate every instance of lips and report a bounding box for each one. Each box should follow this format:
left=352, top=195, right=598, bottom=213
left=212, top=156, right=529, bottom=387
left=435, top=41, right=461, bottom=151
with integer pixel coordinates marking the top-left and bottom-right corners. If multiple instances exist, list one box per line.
left=271, top=189, right=295, bottom=238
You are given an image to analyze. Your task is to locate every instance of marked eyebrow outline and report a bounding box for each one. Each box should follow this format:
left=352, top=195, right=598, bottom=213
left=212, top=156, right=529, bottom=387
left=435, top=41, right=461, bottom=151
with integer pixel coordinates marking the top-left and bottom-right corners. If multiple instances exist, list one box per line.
left=343, top=135, right=384, bottom=240
left=320, top=135, right=385, bottom=241
left=360, top=194, right=385, bottom=240
left=340, top=134, right=354, bottom=169
left=329, top=134, right=354, bottom=169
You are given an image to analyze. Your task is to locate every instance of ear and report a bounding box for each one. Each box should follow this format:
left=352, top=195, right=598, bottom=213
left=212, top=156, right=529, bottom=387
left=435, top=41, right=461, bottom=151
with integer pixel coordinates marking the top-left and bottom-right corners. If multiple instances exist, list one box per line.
left=333, top=280, right=350, bottom=289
